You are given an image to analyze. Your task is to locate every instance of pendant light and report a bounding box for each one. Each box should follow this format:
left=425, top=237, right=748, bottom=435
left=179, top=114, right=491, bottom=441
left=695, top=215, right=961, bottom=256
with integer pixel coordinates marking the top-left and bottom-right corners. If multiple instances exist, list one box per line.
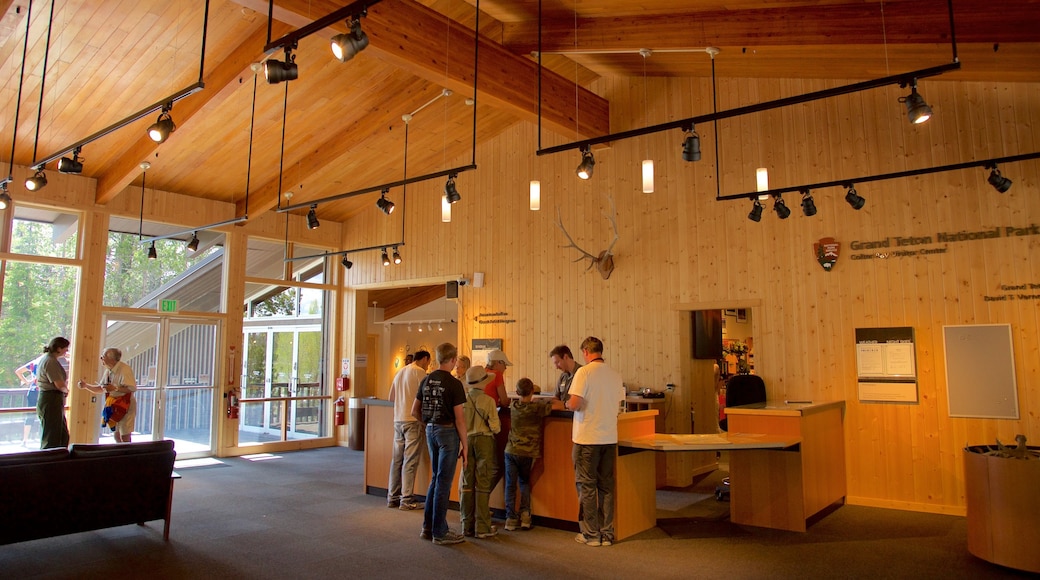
left=640, top=49, right=653, bottom=194
left=529, top=180, right=540, bottom=211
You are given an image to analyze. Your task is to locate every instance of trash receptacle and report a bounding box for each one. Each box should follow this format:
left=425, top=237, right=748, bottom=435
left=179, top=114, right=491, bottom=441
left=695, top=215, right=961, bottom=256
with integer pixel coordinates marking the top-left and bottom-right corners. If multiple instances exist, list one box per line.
left=347, top=397, right=365, bottom=451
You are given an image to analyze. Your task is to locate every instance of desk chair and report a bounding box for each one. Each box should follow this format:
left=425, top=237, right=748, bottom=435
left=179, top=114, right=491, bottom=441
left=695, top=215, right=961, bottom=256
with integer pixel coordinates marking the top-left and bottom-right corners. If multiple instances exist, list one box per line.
left=716, top=374, right=766, bottom=501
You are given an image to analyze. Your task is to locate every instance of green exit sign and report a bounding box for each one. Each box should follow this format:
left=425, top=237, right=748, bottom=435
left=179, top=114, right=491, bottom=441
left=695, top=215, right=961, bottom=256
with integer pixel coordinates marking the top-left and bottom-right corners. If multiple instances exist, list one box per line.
left=159, top=299, right=178, bottom=313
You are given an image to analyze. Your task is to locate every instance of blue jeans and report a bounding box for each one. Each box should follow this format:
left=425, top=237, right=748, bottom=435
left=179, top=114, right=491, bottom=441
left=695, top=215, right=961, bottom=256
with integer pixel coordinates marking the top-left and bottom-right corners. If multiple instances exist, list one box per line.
left=388, top=421, right=424, bottom=504
left=423, top=424, right=460, bottom=538
left=504, top=453, right=534, bottom=520
left=573, top=443, right=617, bottom=543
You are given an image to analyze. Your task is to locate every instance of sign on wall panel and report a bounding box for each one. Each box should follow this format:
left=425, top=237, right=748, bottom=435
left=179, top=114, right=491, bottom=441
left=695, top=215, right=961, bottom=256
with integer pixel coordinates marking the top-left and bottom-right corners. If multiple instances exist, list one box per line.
left=943, top=324, right=1019, bottom=419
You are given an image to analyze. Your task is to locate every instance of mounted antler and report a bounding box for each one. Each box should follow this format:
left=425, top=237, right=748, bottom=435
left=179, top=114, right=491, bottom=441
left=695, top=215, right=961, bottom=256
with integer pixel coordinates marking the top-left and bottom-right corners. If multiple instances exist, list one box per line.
left=555, top=194, right=619, bottom=280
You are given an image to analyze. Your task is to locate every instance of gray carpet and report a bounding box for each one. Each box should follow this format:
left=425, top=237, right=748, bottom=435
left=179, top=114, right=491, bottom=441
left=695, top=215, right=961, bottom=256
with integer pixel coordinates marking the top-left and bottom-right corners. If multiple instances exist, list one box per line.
left=0, top=447, right=1028, bottom=579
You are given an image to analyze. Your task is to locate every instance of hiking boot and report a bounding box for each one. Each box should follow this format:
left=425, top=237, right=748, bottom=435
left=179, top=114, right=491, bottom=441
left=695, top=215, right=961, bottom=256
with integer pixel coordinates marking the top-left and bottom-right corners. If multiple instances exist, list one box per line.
left=504, top=517, right=520, bottom=531
left=520, top=511, right=532, bottom=529
left=574, top=533, right=601, bottom=547
left=419, top=530, right=432, bottom=540
left=432, top=530, right=466, bottom=545
left=387, top=501, right=400, bottom=509
left=399, top=501, right=424, bottom=511
left=476, top=526, right=498, bottom=539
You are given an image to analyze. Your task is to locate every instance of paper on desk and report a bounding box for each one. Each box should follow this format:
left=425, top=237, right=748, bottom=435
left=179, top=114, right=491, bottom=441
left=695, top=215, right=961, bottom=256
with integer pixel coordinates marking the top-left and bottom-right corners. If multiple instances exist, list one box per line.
left=667, top=434, right=732, bottom=445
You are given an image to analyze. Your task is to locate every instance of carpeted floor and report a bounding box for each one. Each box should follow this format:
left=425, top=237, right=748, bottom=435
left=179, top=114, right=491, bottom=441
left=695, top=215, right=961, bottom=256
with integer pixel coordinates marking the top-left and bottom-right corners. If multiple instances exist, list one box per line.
left=0, top=447, right=1029, bottom=579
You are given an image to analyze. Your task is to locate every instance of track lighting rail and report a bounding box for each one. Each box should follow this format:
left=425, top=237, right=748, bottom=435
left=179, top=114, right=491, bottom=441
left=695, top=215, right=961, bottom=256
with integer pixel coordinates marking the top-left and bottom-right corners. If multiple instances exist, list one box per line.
left=30, top=82, right=205, bottom=172
left=264, top=0, right=380, bottom=55
left=535, top=62, right=959, bottom=157
left=137, top=216, right=248, bottom=245
left=285, top=241, right=405, bottom=263
left=718, top=151, right=1040, bottom=202
left=276, top=164, right=476, bottom=212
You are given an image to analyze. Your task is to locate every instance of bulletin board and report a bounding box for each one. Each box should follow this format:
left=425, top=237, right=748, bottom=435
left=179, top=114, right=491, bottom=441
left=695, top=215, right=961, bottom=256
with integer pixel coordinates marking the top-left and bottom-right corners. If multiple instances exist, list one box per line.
left=943, top=324, right=1019, bottom=419
left=855, top=327, right=918, bottom=403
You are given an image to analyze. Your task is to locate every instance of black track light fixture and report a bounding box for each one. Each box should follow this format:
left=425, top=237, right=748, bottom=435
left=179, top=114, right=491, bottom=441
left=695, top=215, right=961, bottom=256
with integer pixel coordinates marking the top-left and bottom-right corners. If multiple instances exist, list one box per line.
left=844, top=184, right=866, bottom=210
left=341, top=254, right=353, bottom=269
left=0, top=184, right=11, bottom=210
left=147, top=104, right=176, bottom=143
left=392, top=246, right=402, bottom=265
left=899, top=79, right=932, bottom=125
left=186, top=231, right=200, bottom=252
left=773, top=195, right=792, bottom=219
left=381, top=248, right=390, bottom=266
left=445, top=174, right=461, bottom=204
left=25, top=170, right=47, bottom=191
left=331, top=14, right=369, bottom=62
left=748, top=199, right=764, bottom=222
left=265, top=47, right=298, bottom=84
left=576, top=146, right=595, bottom=180
left=147, top=242, right=158, bottom=260
left=800, top=189, right=817, bottom=217
left=307, top=204, right=320, bottom=229
left=985, top=164, right=1012, bottom=193
left=682, top=125, right=701, bottom=162
left=376, top=189, right=395, bottom=215
left=57, top=147, right=84, bottom=174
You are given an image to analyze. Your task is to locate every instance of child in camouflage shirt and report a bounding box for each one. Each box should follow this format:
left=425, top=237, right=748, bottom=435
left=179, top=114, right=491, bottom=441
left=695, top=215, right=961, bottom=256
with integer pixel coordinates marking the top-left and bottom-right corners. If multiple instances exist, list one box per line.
left=503, top=377, right=559, bottom=530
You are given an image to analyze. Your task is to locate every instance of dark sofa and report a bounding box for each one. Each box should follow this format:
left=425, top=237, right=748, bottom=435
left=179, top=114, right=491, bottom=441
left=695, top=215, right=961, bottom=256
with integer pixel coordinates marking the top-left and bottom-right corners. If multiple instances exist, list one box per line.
left=0, top=439, right=177, bottom=545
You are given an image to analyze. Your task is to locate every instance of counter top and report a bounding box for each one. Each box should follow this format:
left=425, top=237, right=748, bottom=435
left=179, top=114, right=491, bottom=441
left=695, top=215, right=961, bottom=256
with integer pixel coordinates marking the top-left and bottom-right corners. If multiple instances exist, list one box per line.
left=723, top=400, right=845, bottom=417
left=619, top=432, right=800, bottom=452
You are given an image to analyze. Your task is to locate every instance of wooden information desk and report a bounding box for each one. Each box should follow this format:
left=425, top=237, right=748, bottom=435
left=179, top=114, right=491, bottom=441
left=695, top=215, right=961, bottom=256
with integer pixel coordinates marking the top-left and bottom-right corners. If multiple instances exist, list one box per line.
left=619, top=400, right=846, bottom=532
left=363, top=399, right=659, bottom=541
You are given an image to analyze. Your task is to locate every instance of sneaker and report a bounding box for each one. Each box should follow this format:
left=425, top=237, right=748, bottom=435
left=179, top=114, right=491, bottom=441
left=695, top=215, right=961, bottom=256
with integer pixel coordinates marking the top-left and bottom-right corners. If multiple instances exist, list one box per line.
left=432, top=530, right=466, bottom=545
left=399, top=501, right=424, bottom=511
left=463, top=529, right=475, bottom=537
left=419, top=530, right=432, bottom=540
left=600, top=539, right=613, bottom=547
left=504, top=518, right=519, bottom=531
left=574, top=533, right=601, bottom=547
left=520, top=511, right=532, bottom=529
left=476, top=526, right=498, bottom=539
left=387, top=501, right=400, bottom=509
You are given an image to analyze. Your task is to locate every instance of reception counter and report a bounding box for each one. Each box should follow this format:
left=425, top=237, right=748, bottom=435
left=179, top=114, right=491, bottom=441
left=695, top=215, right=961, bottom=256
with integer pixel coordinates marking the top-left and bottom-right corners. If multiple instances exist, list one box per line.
left=362, top=398, right=658, bottom=541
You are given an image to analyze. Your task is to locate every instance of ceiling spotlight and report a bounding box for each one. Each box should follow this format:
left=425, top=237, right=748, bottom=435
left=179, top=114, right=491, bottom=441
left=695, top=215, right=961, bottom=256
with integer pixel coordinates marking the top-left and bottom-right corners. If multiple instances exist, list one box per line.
left=773, top=195, right=792, bottom=219
left=57, top=148, right=83, bottom=174
left=376, top=189, right=395, bottom=215
left=186, top=231, right=200, bottom=252
left=417, top=324, right=423, bottom=333
left=437, top=322, right=443, bottom=331
left=747, top=199, right=763, bottom=222
left=147, top=105, right=176, bottom=143
left=0, top=185, right=11, bottom=210
left=147, top=242, right=158, bottom=260
left=899, top=80, right=932, bottom=124
left=800, top=189, right=817, bottom=217
left=341, top=254, right=353, bottom=269
left=392, top=246, right=402, bottom=265
left=427, top=323, right=432, bottom=332
left=576, top=146, right=595, bottom=180
left=331, top=15, right=369, bottom=62
left=986, top=165, right=1012, bottom=193
left=682, top=125, right=701, bottom=162
left=264, top=48, right=298, bottom=84
left=25, top=170, right=47, bottom=191
left=381, top=248, right=390, bottom=266
left=844, top=185, right=866, bottom=210
left=407, top=324, right=412, bottom=332
left=445, top=174, right=461, bottom=204
left=307, top=204, right=320, bottom=229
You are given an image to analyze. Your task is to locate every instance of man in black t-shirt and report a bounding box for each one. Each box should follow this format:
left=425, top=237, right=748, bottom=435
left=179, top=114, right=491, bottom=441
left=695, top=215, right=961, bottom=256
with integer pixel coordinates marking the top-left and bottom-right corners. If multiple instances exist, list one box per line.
left=411, top=342, right=468, bottom=545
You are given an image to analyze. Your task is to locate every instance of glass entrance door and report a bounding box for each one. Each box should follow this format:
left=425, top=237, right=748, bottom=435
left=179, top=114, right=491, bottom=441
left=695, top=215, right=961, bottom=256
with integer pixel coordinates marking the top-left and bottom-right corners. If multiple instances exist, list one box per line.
left=102, top=315, right=219, bottom=458
left=241, top=325, right=325, bottom=444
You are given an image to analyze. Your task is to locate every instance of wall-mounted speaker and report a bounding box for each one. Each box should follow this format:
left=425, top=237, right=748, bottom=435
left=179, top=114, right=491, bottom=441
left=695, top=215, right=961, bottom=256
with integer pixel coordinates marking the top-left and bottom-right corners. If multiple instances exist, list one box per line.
left=446, top=280, right=459, bottom=299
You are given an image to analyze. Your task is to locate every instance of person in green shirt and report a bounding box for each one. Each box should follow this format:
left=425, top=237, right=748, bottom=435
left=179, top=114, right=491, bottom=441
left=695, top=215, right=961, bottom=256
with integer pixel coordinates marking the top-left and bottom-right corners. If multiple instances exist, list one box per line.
left=503, top=377, right=563, bottom=530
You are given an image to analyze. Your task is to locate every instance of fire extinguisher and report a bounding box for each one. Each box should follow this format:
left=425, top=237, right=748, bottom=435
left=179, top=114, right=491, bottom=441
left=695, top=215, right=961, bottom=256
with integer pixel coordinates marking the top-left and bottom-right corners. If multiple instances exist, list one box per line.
left=227, top=389, right=240, bottom=419
left=335, top=397, right=346, bottom=426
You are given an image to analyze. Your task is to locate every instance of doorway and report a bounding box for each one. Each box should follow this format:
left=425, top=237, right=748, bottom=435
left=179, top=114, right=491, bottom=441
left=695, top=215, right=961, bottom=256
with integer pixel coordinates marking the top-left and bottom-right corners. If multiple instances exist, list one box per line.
left=101, top=315, right=220, bottom=458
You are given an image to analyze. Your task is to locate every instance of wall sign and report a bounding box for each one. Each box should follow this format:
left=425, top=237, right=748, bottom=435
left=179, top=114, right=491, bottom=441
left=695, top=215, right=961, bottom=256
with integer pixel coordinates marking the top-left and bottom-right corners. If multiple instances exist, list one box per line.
left=855, top=327, right=918, bottom=403
left=471, top=338, right=503, bottom=367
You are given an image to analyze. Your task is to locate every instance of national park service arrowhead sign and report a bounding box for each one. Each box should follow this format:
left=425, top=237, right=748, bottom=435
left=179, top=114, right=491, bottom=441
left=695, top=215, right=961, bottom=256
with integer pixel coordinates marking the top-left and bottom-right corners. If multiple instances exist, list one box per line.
left=814, top=237, right=840, bottom=271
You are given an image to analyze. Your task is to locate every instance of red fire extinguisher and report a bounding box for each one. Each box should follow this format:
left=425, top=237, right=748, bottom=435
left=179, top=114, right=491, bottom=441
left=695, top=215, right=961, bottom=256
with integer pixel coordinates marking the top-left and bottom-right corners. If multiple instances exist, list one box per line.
left=335, top=397, right=345, bottom=426
left=227, top=388, right=240, bottom=419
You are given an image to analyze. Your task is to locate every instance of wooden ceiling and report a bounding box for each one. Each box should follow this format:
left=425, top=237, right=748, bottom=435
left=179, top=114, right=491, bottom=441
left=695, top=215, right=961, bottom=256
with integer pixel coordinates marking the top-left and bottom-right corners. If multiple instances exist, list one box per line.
left=1, top=0, right=1037, bottom=225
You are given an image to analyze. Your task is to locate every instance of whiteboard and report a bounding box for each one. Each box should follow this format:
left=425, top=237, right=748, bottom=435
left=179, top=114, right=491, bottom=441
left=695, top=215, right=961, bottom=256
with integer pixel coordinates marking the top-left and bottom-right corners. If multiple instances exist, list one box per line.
left=943, top=324, right=1019, bottom=419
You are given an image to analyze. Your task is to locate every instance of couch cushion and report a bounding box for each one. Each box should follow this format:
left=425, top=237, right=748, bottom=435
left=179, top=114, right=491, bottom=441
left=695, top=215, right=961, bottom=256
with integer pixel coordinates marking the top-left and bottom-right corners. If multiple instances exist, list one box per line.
left=0, top=447, right=69, bottom=466
left=68, top=439, right=175, bottom=459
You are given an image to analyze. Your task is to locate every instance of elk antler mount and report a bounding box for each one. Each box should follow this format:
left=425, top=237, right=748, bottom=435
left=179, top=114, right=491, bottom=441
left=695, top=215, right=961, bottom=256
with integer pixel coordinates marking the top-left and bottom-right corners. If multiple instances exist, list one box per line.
left=555, top=195, right=619, bottom=280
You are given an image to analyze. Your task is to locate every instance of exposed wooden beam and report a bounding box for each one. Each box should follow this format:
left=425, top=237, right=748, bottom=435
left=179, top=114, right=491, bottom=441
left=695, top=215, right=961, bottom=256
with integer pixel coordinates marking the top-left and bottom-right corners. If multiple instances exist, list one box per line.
left=94, top=21, right=293, bottom=205
left=500, top=0, right=1040, bottom=54
left=383, top=285, right=446, bottom=320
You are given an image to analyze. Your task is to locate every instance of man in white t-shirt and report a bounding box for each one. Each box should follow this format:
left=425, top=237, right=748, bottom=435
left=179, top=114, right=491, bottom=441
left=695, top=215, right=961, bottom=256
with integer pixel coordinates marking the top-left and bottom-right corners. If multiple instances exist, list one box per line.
left=566, top=336, right=625, bottom=547
left=387, top=350, right=431, bottom=510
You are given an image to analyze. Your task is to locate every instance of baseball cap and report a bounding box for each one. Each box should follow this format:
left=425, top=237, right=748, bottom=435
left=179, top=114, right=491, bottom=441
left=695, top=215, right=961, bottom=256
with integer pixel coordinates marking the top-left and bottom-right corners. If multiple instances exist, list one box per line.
left=486, top=349, right=512, bottom=366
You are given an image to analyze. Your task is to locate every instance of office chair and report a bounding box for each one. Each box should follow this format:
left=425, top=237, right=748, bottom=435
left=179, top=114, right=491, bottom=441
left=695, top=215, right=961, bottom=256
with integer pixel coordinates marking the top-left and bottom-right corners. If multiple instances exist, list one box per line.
left=716, top=373, right=766, bottom=501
